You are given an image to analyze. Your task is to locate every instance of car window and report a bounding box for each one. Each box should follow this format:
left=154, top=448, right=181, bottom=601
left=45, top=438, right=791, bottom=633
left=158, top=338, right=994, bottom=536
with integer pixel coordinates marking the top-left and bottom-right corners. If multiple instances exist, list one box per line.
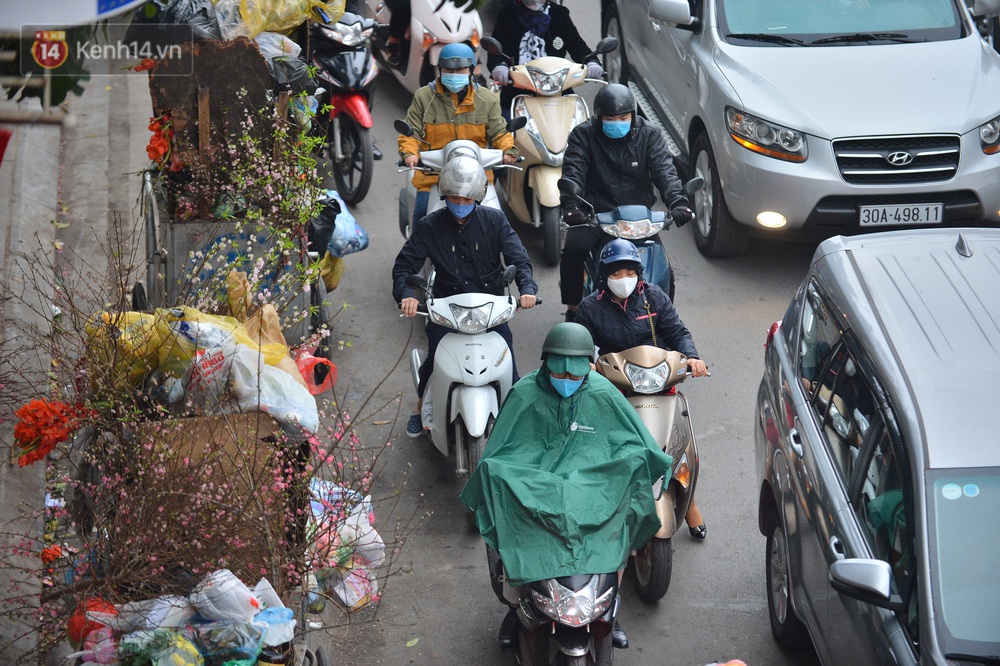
left=812, top=347, right=877, bottom=483
left=798, top=282, right=840, bottom=390
left=855, top=425, right=919, bottom=640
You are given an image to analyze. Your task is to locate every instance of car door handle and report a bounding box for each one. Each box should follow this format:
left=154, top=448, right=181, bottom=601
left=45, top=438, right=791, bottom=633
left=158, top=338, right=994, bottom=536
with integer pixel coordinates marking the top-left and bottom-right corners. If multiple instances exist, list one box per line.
left=789, top=428, right=805, bottom=458
left=829, top=536, right=846, bottom=561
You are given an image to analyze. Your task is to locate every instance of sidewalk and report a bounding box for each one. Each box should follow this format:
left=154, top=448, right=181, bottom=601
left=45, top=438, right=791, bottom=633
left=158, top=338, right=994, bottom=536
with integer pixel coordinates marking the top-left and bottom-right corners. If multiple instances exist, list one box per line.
left=0, top=69, right=152, bottom=662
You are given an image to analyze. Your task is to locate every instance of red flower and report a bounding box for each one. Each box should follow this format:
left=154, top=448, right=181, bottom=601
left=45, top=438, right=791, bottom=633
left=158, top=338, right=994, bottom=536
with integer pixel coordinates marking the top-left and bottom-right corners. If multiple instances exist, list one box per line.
left=146, top=114, right=175, bottom=167
left=131, top=58, right=156, bottom=72
left=40, top=545, right=62, bottom=565
left=13, top=399, right=94, bottom=467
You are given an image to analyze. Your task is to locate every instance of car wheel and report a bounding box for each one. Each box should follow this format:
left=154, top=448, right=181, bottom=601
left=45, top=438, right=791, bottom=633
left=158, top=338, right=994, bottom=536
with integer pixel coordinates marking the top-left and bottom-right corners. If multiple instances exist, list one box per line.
left=691, top=133, right=750, bottom=257
left=601, top=4, right=629, bottom=84
left=766, top=519, right=812, bottom=649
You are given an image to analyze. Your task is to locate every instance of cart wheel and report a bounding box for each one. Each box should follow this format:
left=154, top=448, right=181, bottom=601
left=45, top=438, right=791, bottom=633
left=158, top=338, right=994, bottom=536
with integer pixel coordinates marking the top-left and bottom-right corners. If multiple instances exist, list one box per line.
left=314, top=646, right=331, bottom=666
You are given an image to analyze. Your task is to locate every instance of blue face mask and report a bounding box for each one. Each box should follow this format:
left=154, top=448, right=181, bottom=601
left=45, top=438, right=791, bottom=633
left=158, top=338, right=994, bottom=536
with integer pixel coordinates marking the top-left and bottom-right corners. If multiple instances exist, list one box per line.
left=446, top=199, right=476, bottom=219
left=549, top=375, right=585, bottom=398
left=602, top=119, right=631, bottom=140
left=441, top=73, right=470, bottom=93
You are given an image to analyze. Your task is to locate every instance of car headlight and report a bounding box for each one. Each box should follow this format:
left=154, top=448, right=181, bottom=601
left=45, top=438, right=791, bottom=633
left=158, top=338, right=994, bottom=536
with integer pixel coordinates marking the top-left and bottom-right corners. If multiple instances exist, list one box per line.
left=726, top=107, right=807, bottom=162
left=980, top=115, right=1000, bottom=154
left=600, top=218, right=664, bottom=240
left=449, top=302, right=493, bottom=333
left=624, top=360, right=671, bottom=394
left=527, top=66, right=569, bottom=95
left=531, top=578, right=615, bottom=627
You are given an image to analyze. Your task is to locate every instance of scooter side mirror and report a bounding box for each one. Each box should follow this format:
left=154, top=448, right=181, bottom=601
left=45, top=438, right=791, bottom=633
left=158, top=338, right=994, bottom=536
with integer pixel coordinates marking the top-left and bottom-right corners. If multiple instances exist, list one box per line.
left=683, top=176, right=704, bottom=195
left=394, top=119, right=414, bottom=137
left=405, top=274, right=429, bottom=292
left=593, top=37, right=619, bottom=55
left=507, top=116, right=527, bottom=133
left=501, top=264, right=517, bottom=285
left=557, top=178, right=583, bottom=196
left=480, top=37, right=504, bottom=57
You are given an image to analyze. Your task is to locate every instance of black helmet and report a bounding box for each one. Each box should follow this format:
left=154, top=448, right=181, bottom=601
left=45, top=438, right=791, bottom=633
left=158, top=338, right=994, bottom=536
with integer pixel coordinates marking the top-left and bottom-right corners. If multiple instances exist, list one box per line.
left=599, top=239, right=643, bottom=286
left=593, top=83, right=636, bottom=118
left=540, top=322, right=594, bottom=362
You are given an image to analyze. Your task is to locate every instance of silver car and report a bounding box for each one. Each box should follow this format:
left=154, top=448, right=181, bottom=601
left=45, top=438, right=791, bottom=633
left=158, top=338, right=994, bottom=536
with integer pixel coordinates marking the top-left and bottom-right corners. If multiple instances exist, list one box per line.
left=601, top=0, right=1000, bottom=257
left=754, top=229, right=1000, bottom=664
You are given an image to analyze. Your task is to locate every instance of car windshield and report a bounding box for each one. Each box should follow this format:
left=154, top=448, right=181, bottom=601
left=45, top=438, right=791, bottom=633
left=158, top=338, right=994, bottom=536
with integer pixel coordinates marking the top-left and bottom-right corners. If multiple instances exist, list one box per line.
left=719, top=0, right=965, bottom=45
left=927, top=469, right=1000, bottom=658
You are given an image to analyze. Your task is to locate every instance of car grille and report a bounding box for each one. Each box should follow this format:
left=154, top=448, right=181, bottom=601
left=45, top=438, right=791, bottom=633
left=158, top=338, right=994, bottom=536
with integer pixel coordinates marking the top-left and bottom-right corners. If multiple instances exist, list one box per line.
left=833, top=135, right=960, bottom=185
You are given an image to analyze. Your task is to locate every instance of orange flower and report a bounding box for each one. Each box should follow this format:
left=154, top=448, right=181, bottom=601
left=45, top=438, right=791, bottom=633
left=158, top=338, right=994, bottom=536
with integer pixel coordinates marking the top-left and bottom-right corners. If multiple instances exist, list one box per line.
left=146, top=114, right=174, bottom=166
left=40, top=545, right=62, bottom=565
left=131, top=58, right=156, bottom=72
left=13, top=399, right=93, bottom=467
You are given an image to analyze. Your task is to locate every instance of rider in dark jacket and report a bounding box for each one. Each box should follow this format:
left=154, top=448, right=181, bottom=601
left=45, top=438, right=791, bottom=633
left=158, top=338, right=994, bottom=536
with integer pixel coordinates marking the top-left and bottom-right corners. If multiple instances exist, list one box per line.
left=574, top=239, right=709, bottom=541
left=560, top=84, right=692, bottom=320
left=487, top=0, right=603, bottom=113
left=392, top=156, right=538, bottom=437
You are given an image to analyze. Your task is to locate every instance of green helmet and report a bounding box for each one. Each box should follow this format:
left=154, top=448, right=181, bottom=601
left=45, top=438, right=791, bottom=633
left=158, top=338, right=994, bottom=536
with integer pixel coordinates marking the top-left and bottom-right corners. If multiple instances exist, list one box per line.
left=541, top=322, right=595, bottom=362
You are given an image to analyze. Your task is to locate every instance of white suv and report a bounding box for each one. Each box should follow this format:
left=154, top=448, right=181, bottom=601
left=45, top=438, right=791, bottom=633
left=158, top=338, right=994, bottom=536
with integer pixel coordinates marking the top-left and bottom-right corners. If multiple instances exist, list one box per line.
left=601, top=0, right=1000, bottom=256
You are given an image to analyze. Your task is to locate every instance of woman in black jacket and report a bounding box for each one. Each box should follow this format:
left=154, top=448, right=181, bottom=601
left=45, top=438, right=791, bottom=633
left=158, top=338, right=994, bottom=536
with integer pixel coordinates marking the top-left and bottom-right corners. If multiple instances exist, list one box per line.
left=486, top=0, right=604, bottom=113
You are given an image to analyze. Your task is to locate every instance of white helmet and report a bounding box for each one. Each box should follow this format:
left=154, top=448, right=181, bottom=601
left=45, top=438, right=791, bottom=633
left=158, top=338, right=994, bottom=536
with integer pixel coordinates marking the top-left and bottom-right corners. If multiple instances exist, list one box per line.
left=438, top=155, right=488, bottom=203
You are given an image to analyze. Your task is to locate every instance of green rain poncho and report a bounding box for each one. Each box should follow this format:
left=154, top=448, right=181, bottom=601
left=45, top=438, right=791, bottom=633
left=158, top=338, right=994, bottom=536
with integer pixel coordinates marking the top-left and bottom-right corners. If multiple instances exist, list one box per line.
left=459, top=367, right=672, bottom=586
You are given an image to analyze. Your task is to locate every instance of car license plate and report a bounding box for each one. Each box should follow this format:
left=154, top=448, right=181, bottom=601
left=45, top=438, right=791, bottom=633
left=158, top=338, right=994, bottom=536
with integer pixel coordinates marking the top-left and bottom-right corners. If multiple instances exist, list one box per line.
left=859, top=204, right=943, bottom=227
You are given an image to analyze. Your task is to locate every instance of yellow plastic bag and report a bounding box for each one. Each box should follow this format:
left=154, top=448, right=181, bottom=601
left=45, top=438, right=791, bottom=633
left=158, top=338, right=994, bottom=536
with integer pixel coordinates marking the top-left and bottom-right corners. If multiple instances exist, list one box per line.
left=237, top=0, right=345, bottom=37
left=156, top=307, right=290, bottom=377
left=85, top=311, right=170, bottom=390
left=318, top=251, right=346, bottom=292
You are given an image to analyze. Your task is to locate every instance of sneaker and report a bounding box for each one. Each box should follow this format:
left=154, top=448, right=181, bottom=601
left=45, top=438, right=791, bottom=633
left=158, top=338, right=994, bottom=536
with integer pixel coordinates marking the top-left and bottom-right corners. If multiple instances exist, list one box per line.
left=406, top=412, right=424, bottom=438
left=372, top=143, right=383, bottom=161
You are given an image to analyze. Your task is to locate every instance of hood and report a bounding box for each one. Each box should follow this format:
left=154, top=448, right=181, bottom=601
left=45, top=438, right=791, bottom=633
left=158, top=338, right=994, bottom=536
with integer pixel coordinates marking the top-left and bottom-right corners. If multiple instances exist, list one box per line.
left=714, top=36, right=1000, bottom=139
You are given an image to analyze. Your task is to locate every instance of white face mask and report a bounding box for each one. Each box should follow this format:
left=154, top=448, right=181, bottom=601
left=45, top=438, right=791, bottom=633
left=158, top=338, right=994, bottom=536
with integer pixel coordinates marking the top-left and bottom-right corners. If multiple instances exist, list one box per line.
left=522, top=0, right=545, bottom=10
left=607, top=276, right=638, bottom=299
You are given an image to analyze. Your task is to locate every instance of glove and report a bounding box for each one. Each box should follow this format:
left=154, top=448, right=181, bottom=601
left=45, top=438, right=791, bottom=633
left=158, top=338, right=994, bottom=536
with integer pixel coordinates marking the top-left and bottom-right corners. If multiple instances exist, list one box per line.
left=671, top=206, right=695, bottom=228
left=563, top=206, right=588, bottom=226
left=586, top=62, right=605, bottom=79
left=492, top=65, right=511, bottom=87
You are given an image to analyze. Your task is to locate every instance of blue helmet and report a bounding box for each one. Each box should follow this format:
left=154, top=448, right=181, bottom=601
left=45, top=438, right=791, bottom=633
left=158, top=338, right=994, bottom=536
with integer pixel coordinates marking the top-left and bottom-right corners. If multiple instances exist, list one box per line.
left=439, top=43, right=475, bottom=69
left=599, top=239, right=643, bottom=285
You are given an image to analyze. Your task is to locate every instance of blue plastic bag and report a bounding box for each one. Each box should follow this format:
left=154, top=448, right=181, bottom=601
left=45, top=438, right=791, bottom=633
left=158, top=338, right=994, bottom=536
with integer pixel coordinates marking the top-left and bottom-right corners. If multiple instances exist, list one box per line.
left=322, top=190, right=369, bottom=258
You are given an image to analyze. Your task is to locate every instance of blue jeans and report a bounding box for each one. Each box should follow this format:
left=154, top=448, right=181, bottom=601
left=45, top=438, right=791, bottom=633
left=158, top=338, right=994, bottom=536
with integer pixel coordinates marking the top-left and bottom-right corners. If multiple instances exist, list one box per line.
left=413, top=190, right=430, bottom=228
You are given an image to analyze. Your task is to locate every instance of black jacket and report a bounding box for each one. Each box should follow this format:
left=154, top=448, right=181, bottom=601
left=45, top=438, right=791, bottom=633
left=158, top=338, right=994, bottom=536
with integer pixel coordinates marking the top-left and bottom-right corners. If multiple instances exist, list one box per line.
left=486, top=1, right=597, bottom=72
left=575, top=282, right=699, bottom=358
left=392, top=205, right=538, bottom=302
left=561, top=115, right=686, bottom=214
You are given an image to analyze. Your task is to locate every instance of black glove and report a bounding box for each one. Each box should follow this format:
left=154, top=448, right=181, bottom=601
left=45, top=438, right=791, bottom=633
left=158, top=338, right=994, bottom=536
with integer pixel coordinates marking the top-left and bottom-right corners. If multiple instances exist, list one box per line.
left=563, top=206, right=588, bottom=226
left=671, top=206, right=695, bottom=228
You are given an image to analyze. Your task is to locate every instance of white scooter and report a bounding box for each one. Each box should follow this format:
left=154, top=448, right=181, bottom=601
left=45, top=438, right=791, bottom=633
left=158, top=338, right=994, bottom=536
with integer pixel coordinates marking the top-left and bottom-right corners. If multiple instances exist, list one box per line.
left=403, top=267, right=537, bottom=475
left=480, top=36, right=618, bottom=266
left=364, top=0, right=484, bottom=94
left=394, top=117, right=525, bottom=238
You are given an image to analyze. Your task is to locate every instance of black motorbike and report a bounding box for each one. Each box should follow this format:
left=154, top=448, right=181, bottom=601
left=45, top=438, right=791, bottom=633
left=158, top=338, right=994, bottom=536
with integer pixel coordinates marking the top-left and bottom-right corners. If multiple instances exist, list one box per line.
left=309, top=11, right=381, bottom=205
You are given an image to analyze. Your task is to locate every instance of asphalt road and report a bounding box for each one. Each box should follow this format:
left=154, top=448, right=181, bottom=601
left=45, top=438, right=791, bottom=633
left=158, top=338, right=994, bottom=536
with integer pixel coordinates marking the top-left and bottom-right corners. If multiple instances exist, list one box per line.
left=313, top=1, right=825, bottom=664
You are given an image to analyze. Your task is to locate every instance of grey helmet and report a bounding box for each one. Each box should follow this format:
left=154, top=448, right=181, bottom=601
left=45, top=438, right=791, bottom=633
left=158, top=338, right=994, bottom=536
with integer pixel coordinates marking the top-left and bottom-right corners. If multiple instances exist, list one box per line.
left=438, top=155, right=488, bottom=203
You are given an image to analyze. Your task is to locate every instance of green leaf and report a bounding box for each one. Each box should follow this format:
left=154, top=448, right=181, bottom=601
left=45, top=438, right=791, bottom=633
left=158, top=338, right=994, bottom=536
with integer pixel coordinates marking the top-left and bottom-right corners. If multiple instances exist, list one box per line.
left=406, top=638, right=419, bottom=647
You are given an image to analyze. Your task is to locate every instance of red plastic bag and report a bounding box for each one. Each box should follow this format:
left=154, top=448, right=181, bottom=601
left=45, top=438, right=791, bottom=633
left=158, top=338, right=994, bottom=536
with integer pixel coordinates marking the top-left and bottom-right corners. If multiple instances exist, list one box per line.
left=295, top=348, right=337, bottom=395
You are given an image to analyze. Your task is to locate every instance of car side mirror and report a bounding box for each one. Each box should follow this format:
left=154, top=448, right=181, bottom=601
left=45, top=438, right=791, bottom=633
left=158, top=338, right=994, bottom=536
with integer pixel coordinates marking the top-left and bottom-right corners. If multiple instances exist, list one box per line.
left=394, top=119, right=414, bottom=136
left=649, top=0, right=699, bottom=31
left=829, top=559, right=904, bottom=613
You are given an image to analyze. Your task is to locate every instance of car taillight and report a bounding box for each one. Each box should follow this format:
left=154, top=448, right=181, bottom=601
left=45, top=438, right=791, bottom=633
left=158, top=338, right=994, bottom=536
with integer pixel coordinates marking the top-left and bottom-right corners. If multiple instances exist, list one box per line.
left=764, top=321, right=781, bottom=350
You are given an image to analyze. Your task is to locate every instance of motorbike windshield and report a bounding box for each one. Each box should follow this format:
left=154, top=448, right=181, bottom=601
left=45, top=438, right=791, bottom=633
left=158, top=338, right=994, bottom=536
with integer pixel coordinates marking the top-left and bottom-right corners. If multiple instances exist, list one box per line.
left=926, top=468, right=1000, bottom=659
left=719, top=0, right=964, bottom=45
left=459, top=369, right=673, bottom=586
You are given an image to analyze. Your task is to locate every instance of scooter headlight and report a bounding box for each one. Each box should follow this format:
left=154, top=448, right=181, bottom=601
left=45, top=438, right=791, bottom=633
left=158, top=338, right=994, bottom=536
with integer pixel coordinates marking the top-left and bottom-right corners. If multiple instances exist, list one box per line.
left=600, top=219, right=664, bottom=240
left=448, top=302, right=493, bottom=333
left=624, top=360, right=670, bottom=394
left=531, top=578, right=615, bottom=627
left=569, top=96, right=589, bottom=131
left=526, top=66, right=569, bottom=95
left=321, top=22, right=372, bottom=47
left=513, top=97, right=540, bottom=139
left=490, top=305, right=513, bottom=328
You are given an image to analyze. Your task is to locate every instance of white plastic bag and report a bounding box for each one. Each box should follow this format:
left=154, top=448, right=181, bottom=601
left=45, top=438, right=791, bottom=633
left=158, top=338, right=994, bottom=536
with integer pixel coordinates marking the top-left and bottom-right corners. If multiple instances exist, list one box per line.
left=254, top=31, right=301, bottom=60
left=189, top=569, right=262, bottom=623
left=309, top=478, right=385, bottom=568
left=169, top=320, right=239, bottom=404
left=229, top=344, right=319, bottom=433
